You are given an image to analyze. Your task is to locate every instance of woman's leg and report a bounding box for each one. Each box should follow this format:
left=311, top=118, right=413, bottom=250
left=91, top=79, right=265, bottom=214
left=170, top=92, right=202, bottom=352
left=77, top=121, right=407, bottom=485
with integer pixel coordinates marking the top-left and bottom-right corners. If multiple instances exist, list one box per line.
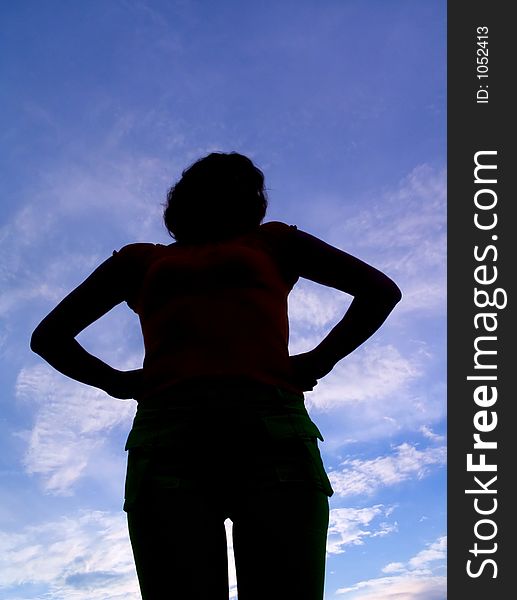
left=231, top=485, right=329, bottom=600
left=127, top=493, right=230, bottom=600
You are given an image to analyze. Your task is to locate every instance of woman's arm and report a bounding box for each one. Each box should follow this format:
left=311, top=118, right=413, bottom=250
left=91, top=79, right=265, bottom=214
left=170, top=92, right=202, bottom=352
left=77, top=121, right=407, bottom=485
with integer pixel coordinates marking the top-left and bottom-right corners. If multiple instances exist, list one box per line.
left=30, top=255, right=143, bottom=400
left=288, top=227, right=402, bottom=390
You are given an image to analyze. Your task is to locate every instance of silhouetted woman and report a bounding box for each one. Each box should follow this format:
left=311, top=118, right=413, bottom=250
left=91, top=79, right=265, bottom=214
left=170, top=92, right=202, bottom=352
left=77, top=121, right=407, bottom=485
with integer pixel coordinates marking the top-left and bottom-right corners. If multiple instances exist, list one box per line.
left=31, top=152, right=401, bottom=599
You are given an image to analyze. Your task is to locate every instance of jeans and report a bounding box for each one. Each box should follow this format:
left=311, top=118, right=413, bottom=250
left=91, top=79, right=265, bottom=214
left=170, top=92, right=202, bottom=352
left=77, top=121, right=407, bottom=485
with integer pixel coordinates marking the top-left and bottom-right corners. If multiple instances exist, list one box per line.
left=123, top=383, right=334, bottom=599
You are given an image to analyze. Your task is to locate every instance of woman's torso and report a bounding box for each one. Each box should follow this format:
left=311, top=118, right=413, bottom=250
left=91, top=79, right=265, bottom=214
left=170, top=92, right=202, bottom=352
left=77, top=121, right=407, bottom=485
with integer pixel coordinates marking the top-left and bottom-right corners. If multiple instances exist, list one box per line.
left=115, top=221, right=301, bottom=400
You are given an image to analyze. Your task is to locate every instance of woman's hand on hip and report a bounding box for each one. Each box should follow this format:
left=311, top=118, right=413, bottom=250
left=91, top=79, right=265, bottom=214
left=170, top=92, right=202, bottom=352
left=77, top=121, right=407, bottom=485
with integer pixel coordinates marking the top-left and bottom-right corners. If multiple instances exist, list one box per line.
left=106, top=369, right=144, bottom=401
left=288, top=352, right=332, bottom=392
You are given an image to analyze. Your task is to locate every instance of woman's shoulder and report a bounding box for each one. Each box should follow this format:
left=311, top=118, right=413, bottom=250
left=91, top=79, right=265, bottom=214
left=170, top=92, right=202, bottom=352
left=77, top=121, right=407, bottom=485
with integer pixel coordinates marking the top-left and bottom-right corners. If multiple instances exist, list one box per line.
left=257, top=221, right=299, bottom=248
left=111, top=242, right=170, bottom=275
left=259, top=220, right=298, bottom=234
left=258, top=220, right=300, bottom=247
left=115, top=241, right=165, bottom=253
left=109, top=243, right=170, bottom=311
left=113, top=242, right=167, bottom=259
left=255, top=222, right=300, bottom=287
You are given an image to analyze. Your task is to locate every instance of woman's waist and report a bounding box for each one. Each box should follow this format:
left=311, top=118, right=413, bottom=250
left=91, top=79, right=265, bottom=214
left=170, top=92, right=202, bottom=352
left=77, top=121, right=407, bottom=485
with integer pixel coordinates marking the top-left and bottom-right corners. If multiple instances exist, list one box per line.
left=138, top=361, right=304, bottom=402
left=126, top=380, right=310, bottom=450
left=142, top=338, right=289, bottom=370
left=137, top=375, right=303, bottom=409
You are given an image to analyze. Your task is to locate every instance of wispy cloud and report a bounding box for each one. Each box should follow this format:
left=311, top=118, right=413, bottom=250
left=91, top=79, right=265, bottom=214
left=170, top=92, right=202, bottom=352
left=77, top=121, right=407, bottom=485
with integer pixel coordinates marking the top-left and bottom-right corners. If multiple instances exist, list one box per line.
left=419, top=425, right=445, bottom=444
left=336, top=573, right=446, bottom=600
left=308, top=343, right=422, bottom=410
left=0, top=508, right=238, bottom=600
left=0, top=510, right=139, bottom=599
left=327, top=505, right=397, bottom=555
left=299, top=340, right=445, bottom=444
left=341, top=164, right=446, bottom=267
left=288, top=280, right=350, bottom=332
left=406, top=536, right=447, bottom=572
left=328, top=164, right=446, bottom=317
left=16, top=365, right=136, bottom=494
left=328, top=443, right=446, bottom=498
left=0, top=130, right=179, bottom=325
left=0, top=250, right=101, bottom=320
left=337, top=536, right=447, bottom=599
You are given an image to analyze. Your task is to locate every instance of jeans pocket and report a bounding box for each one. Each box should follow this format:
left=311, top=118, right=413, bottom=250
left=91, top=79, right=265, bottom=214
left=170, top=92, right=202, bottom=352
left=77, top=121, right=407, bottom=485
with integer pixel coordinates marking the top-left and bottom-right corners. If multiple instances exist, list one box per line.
left=258, top=413, right=334, bottom=497
left=124, top=407, right=194, bottom=450
left=301, top=438, right=334, bottom=497
left=123, top=447, right=191, bottom=512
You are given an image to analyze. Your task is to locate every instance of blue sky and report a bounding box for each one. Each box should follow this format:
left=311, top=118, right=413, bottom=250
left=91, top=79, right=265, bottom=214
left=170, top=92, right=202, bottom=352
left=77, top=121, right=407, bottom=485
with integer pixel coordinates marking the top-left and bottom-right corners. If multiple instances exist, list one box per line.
left=1, top=1, right=446, bottom=598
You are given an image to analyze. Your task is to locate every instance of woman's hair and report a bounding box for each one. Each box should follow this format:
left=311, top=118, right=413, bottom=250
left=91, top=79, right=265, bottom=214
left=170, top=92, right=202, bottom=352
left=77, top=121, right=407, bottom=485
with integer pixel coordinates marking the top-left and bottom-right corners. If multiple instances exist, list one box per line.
left=164, top=152, right=268, bottom=243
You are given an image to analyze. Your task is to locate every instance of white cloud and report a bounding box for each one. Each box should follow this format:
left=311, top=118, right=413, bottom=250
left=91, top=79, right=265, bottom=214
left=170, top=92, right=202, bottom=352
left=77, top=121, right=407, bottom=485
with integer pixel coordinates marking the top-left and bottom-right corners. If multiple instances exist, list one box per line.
left=419, top=425, right=445, bottom=443
left=328, top=164, right=446, bottom=317
left=328, top=443, right=446, bottom=498
left=393, top=280, right=445, bottom=316
left=288, top=280, right=350, bottom=331
left=0, top=508, right=239, bottom=600
left=343, top=165, right=445, bottom=260
left=0, top=510, right=139, bottom=599
left=382, top=562, right=405, bottom=574
left=408, top=536, right=447, bottom=571
left=327, top=505, right=397, bottom=555
left=336, top=536, right=447, bottom=599
left=307, top=343, right=421, bottom=411
left=16, top=365, right=136, bottom=495
left=41, top=157, right=167, bottom=241
left=336, top=574, right=446, bottom=599
left=299, top=341, right=445, bottom=444
left=0, top=143, right=174, bottom=329
left=0, top=236, right=109, bottom=321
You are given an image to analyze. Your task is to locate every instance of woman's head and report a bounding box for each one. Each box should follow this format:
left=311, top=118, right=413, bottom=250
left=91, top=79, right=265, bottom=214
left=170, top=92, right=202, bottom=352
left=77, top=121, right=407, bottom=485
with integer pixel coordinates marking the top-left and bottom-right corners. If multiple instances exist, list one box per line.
left=164, top=152, right=268, bottom=243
